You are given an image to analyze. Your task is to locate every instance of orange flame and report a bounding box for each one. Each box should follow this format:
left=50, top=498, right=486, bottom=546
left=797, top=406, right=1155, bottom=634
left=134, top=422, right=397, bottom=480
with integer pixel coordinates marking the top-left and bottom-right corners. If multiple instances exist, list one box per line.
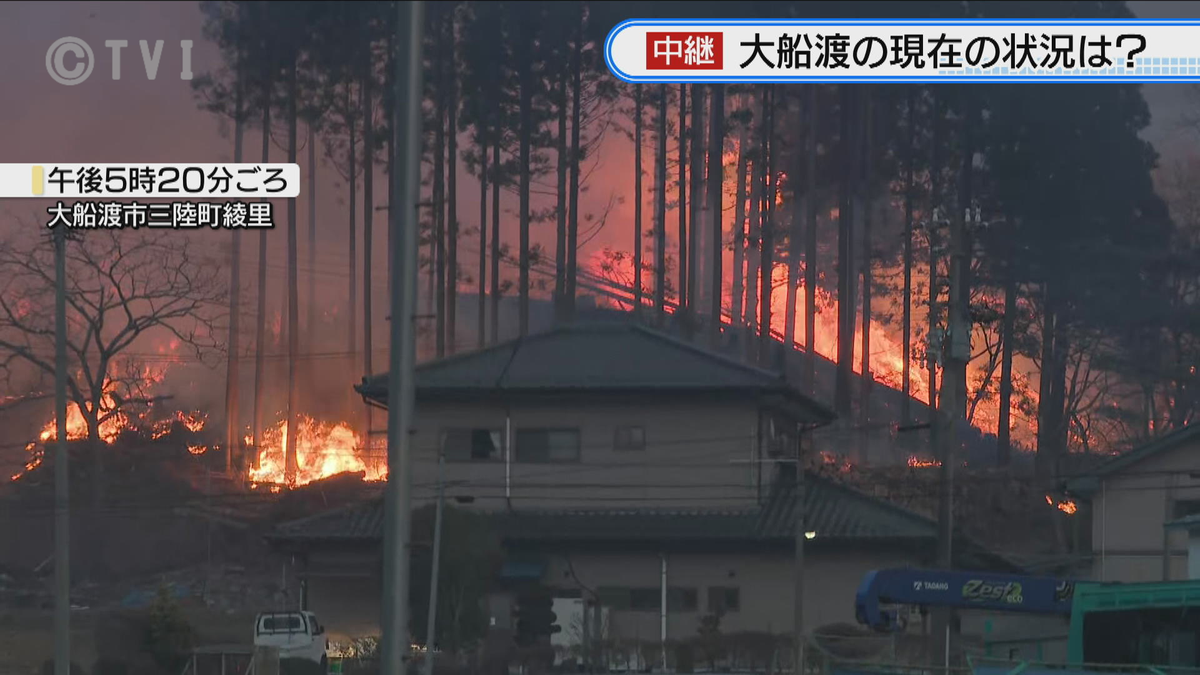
left=1046, top=494, right=1077, bottom=515
left=907, top=455, right=941, bottom=468
left=248, top=415, right=385, bottom=488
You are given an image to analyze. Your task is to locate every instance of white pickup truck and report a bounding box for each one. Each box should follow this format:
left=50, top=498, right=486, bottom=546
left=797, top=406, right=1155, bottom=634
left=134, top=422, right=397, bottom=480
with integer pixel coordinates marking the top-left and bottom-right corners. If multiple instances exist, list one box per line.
left=253, top=610, right=329, bottom=670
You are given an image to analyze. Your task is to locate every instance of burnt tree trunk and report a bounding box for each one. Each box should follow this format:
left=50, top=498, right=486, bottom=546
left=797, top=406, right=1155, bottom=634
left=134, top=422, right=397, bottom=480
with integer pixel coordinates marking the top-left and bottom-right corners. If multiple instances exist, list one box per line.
left=928, top=93, right=943, bottom=422
left=362, top=38, right=377, bottom=433
left=517, top=32, right=533, bottom=336
left=225, top=47, right=245, bottom=476
left=834, top=84, right=857, bottom=418
left=860, top=88, right=874, bottom=436
left=655, top=84, right=668, bottom=318
left=689, top=84, right=706, bottom=327
left=556, top=69, right=569, bottom=322
left=997, top=265, right=1016, bottom=466
left=478, top=131, right=488, bottom=349
left=803, top=85, right=819, bottom=393
left=757, top=85, right=774, bottom=364
left=902, top=87, right=915, bottom=423
left=285, top=53, right=300, bottom=484
left=446, top=16, right=459, bottom=355
left=490, top=139, right=501, bottom=343
left=744, top=126, right=762, bottom=352
left=678, top=84, right=688, bottom=316
left=707, top=84, right=725, bottom=346
left=566, top=8, right=583, bottom=319
left=252, top=67, right=272, bottom=457
left=432, top=26, right=446, bottom=355
left=634, top=84, right=644, bottom=313
left=784, top=88, right=803, bottom=351
left=730, top=113, right=748, bottom=329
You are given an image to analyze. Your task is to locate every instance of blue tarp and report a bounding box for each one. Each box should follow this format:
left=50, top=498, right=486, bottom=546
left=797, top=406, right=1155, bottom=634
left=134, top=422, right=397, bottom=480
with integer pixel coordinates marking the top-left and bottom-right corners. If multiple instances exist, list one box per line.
left=120, top=583, right=192, bottom=609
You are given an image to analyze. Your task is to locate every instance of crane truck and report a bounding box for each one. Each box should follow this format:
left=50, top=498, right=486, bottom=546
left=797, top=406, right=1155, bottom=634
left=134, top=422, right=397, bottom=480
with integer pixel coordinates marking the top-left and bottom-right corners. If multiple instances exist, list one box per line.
left=856, top=568, right=1200, bottom=669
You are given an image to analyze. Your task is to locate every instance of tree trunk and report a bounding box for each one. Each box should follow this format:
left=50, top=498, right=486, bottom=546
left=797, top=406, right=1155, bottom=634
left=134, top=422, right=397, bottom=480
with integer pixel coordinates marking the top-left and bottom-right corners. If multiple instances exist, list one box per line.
left=433, top=30, right=446, bottom=355
left=902, top=87, right=915, bottom=423
left=1036, top=284, right=1060, bottom=481
left=362, top=43, right=377, bottom=435
left=757, top=85, right=774, bottom=364
left=285, top=55, right=300, bottom=485
left=490, top=139, right=501, bottom=343
left=784, top=88, right=802, bottom=351
left=707, top=84, right=725, bottom=346
left=556, top=70, right=569, bottom=322
left=347, top=88, right=358, bottom=396
left=690, top=84, right=706, bottom=324
left=634, top=84, right=644, bottom=313
left=566, top=8, right=583, bottom=319
left=252, top=71, right=271, bottom=459
left=478, top=131, right=488, bottom=349
left=385, top=32, right=395, bottom=310
left=306, top=122, right=317, bottom=342
left=225, top=51, right=245, bottom=477
left=446, top=16, right=459, bottom=355
left=860, top=88, right=874, bottom=433
left=730, top=116, right=748, bottom=329
left=655, top=84, right=667, bottom=318
left=997, top=268, right=1016, bottom=466
left=517, top=40, right=533, bottom=336
left=678, top=83, right=688, bottom=316
left=928, top=93, right=943, bottom=422
left=803, top=85, right=818, bottom=392
left=744, top=132, right=762, bottom=344
left=834, top=84, right=857, bottom=418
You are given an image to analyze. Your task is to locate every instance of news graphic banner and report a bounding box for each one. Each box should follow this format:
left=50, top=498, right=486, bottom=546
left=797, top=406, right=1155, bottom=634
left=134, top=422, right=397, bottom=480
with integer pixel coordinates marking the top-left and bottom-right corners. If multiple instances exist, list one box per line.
left=0, top=163, right=301, bottom=230
left=605, top=20, right=1200, bottom=82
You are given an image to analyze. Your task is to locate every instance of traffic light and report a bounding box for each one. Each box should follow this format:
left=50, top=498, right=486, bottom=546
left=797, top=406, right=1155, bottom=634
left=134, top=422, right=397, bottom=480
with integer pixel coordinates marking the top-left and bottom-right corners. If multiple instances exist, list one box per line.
left=514, top=588, right=561, bottom=647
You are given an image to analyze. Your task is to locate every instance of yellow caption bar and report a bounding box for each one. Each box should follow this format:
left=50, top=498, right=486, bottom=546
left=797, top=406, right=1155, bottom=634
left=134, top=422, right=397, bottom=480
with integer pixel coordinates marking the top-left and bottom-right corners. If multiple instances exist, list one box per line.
left=31, top=166, right=44, bottom=196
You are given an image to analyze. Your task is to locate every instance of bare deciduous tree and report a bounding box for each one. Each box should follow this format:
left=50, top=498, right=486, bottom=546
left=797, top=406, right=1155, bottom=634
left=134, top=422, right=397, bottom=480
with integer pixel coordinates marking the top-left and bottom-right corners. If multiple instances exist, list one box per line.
left=0, top=230, right=226, bottom=442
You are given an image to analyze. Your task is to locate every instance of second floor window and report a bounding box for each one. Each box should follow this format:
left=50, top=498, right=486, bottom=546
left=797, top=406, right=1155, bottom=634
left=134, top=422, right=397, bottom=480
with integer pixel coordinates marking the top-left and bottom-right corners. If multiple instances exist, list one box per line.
left=614, top=425, right=646, bottom=451
left=515, top=428, right=581, bottom=463
left=707, top=586, right=740, bottom=613
left=441, top=428, right=503, bottom=462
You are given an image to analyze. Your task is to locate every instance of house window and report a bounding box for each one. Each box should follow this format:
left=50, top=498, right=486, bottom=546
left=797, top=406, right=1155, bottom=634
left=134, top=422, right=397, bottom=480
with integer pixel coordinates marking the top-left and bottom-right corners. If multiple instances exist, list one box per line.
left=515, top=428, right=581, bottom=463
left=597, top=587, right=631, bottom=610
left=596, top=586, right=697, bottom=612
left=630, top=588, right=659, bottom=611
left=440, top=428, right=503, bottom=462
left=707, top=587, right=740, bottom=613
left=614, top=425, right=646, bottom=451
left=1174, top=499, right=1200, bottom=520
left=668, top=587, right=698, bottom=612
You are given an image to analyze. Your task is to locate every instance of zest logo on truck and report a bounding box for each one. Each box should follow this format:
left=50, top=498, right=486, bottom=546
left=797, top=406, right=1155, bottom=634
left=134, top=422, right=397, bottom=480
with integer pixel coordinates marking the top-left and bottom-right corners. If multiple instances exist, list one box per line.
left=961, top=579, right=1024, bottom=605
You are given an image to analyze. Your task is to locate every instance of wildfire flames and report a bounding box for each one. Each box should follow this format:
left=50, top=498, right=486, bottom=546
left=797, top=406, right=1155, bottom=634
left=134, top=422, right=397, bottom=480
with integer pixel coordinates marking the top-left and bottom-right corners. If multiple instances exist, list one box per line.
left=1045, top=494, right=1078, bottom=515
left=907, top=455, right=941, bottom=468
left=596, top=135, right=1043, bottom=450
left=248, top=415, right=386, bottom=488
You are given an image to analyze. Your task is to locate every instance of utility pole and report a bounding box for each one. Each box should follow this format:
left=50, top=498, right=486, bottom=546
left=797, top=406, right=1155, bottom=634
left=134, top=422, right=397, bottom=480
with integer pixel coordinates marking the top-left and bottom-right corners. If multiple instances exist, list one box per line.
left=423, top=452, right=446, bottom=675
left=934, top=88, right=974, bottom=673
left=731, top=451, right=805, bottom=674
left=793, top=435, right=806, bottom=675
left=53, top=224, right=70, bottom=675
left=225, top=38, right=245, bottom=477
left=382, top=3, right=424, bottom=675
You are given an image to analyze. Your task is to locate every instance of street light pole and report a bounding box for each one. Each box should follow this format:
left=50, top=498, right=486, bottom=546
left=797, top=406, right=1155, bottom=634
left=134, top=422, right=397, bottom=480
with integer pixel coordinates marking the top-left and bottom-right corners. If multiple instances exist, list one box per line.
left=423, top=452, right=445, bottom=675
left=382, top=3, right=425, bottom=675
left=53, top=224, right=71, bottom=675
